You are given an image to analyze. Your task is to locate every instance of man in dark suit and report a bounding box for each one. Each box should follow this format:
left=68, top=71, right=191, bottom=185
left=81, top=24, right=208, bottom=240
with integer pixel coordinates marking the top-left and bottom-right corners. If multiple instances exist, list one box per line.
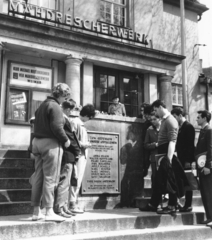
left=195, top=110, right=212, bottom=226
left=171, top=107, right=195, bottom=212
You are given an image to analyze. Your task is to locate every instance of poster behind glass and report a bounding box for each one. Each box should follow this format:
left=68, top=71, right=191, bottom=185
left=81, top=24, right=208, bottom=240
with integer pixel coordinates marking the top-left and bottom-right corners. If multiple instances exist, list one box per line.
left=8, top=89, right=28, bottom=123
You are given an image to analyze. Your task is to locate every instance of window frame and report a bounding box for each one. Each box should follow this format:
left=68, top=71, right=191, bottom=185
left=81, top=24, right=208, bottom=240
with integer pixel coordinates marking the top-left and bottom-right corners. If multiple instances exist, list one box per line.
left=5, top=61, right=53, bottom=126
left=94, top=66, right=143, bottom=117
left=99, top=0, right=128, bottom=27
left=172, top=83, right=183, bottom=107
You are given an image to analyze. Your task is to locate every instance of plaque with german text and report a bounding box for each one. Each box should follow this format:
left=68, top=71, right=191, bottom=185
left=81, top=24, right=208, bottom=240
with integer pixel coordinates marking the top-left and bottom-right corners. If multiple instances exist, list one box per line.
left=82, top=131, right=120, bottom=194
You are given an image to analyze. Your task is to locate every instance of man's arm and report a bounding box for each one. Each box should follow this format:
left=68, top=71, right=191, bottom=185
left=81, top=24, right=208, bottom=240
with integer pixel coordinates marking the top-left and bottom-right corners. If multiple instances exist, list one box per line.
left=144, top=129, right=157, bottom=150
left=167, top=141, right=176, bottom=163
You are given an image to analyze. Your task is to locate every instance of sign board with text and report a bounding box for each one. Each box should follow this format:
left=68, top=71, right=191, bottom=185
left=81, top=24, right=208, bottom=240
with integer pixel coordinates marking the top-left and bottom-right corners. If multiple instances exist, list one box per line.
left=9, top=62, right=52, bottom=89
left=82, top=131, right=120, bottom=195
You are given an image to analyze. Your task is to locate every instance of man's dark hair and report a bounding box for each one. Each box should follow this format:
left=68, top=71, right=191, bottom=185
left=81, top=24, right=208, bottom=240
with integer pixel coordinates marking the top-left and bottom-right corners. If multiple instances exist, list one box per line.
left=144, top=104, right=152, bottom=115
left=62, top=100, right=76, bottom=110
left=80, top=104, right=96, bottom=118
left=151, top=111, right=160, bottom=118
left=197, top=110, right=211, bottom=123
left=68, top=98, right=76, bottom=104
left=151, top=99, right=166, bottom=109
left=112, top=96, right=119, bottom=100
left=171, top=107, right=185, bottom=117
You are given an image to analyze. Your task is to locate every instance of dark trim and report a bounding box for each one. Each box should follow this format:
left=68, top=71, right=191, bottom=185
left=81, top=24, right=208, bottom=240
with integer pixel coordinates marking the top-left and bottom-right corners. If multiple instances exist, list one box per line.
left=163, top=0, right=209, bottom=15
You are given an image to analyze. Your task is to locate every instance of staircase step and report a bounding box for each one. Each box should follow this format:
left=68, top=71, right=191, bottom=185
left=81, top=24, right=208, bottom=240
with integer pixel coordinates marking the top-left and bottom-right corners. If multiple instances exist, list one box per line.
left=0, top=208, right=207, bottom=240
left=0, top=150, right=30, bottom=158
left=0, top=158, right=34, bottom=168
left=0, top=178, right=31, bottom=189
left=22, top=226, right=212, bottom=240
left=0, top=202, right=32, bottom=216
left=136, top=196, right=203, bottom=208
left=0, top=189, right=31, bottom=202
left=0, top=168, right=34, bottom=178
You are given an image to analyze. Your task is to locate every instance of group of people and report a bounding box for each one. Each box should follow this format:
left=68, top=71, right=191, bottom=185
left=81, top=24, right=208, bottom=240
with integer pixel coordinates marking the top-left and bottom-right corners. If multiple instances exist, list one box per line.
left=139, top=100, right=212, bottom=227
left=30, top=83, right=96, bottom=222
left=30, top=83, right=212, bottom=226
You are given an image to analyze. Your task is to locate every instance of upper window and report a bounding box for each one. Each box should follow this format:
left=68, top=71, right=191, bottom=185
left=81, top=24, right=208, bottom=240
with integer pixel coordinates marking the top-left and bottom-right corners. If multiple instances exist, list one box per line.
left=172, top=84, right=183, bottom=106
left=100, top=0, right=127, bottom=27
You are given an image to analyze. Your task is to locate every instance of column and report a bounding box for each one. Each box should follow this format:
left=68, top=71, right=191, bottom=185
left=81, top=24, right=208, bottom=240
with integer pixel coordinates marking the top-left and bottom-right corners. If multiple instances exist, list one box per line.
left=143, top=73, right=158, bottom=104
left=82, top=62, right=93, bottom=106
left=65, top=55, right=82, bottom=105
left=158, top=74, right=173, bottom=111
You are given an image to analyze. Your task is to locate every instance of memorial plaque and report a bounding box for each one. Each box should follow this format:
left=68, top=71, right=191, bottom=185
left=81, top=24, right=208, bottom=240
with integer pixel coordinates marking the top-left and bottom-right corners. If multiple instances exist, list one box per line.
left=82, top=131, right=120, bottom=194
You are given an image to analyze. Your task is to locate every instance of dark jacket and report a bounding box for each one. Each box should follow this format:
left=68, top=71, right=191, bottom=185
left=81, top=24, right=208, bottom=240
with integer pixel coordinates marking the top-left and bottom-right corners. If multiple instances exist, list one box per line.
left=155, top=143, right=189, bottom=198
left=62, top=117, right=81, bottom=164
left=176, top=121, right=195, bottom=167
left=34, top=96, right=68, bottom=144
left=195, top=124, right=212, bottom=169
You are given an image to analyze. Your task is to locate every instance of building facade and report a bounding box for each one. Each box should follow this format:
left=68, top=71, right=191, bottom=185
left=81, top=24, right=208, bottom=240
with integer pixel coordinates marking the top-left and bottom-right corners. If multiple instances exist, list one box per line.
left=0, top=0, right=208, bottom=208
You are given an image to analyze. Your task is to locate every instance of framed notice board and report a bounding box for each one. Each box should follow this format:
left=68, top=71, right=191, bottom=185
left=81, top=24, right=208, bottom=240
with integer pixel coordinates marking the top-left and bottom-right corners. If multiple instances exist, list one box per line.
left=81, top=131, right=120, bottom=195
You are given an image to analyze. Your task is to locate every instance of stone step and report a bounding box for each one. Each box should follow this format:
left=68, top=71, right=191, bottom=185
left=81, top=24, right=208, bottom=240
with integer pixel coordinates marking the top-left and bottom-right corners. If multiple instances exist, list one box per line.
left=0, top=150, right=30, bottom=158
left=0, top=178, right=31, bottom=189
left=0, top=202, right=32, bottom=216
left=0, top=208, right=207, bottom=240
left=136, top=196, right=203, bottom=209
left=0, top=158, right=34, bottom=168
left=0, top=189, right=31, bottom=202
left=22, top=226, right=212, bottom=240
left=0, top=168, right=34, bottom=178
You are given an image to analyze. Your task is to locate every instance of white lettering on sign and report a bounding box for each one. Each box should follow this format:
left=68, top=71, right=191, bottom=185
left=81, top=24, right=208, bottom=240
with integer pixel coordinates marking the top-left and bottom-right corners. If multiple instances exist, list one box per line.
left=9, top=0, right=149, bottom=45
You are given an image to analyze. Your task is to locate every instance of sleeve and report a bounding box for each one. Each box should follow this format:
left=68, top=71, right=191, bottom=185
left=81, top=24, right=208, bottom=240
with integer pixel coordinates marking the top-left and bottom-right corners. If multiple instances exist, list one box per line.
left=49, top=103, right=68, bottom=144
left=167, top=118, right=178, bottom=143
left=184, top=124, right=195, bottom=163
left=206, top=129, right=212, bottom=165
left=144, top=129, right=157, bottom=150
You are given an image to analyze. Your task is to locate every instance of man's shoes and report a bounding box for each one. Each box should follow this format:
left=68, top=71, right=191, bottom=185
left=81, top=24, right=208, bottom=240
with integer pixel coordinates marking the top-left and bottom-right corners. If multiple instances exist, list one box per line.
left=200, top=219, right=211, bottom=224
left=45, top=214, right=66, bottom=222
left=157, top=206, right=176, bottom=214
left=56, top=209, right=72, bottom=218
left=179, top=206, right=192, bottom=213
left=70, top=206, right=84, bottom=214
left=63, top=206, right=76, bottom=216
left=139, top=204, right=157, bottom=212
left=206, top=221, right=212, bottom=227
left=32, top=213, right=45, bottom=221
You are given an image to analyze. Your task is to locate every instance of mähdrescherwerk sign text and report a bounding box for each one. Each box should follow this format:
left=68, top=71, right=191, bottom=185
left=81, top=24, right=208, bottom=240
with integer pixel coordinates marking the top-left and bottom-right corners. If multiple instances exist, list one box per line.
left=9, top=0, right=148, bottom=45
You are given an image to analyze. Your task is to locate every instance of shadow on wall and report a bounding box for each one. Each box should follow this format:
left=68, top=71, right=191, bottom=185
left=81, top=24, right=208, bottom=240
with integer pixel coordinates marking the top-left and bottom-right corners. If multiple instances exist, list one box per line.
left=119, top=124, right=144, bottom=208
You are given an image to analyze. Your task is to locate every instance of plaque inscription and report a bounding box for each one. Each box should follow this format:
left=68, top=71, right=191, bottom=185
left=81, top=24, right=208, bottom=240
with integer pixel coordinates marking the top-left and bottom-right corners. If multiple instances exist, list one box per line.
left=82, top=131, right=119, bottom=194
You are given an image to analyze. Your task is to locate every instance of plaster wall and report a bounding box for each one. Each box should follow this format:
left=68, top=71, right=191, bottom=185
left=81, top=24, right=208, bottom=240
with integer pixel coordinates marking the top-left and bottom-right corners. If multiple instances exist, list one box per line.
left=161, top=4, right=202, bottom=126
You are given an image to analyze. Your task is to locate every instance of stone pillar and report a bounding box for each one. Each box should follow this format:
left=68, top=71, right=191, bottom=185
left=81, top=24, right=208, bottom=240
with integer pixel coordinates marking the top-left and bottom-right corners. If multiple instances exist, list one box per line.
left=158, top=74, right=173, bottom=111
left=65, top=55, right=82, bottom=105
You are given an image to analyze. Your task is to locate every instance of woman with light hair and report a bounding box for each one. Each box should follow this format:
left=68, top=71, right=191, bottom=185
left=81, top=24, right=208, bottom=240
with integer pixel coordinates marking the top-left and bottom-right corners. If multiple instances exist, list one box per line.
left=30, top=83, right=71, bottom=222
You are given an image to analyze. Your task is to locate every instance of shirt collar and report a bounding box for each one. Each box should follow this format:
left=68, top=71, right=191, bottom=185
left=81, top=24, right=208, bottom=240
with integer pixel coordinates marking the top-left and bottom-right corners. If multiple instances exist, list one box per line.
left=162, top=112, right=170, bottom=119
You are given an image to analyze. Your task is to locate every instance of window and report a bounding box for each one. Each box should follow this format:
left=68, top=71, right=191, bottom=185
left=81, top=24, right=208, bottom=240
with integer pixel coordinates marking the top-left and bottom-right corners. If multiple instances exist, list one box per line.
left=94, top=67, right=143, bottom=117
left=122, top=77, right=139, bottom=117
left=172, top=84, right=183, bottom=106
left=100, top=0, right=127, bottom=27
left=5, top=61, right=52, bottom=125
